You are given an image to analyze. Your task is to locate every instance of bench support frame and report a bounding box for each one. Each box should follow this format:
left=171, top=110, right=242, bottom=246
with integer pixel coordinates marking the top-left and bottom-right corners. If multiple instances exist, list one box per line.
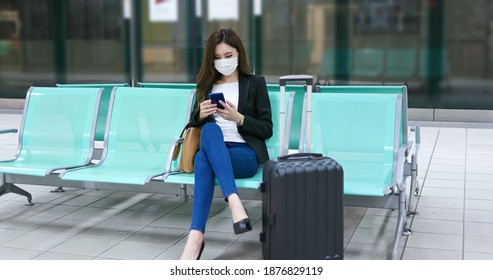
left=0, top=174, right=34, bottom=205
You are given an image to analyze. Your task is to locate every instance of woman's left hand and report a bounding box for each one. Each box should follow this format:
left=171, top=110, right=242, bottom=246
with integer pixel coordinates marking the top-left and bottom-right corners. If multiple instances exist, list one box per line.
left=217, top=100, right=243, bottom=124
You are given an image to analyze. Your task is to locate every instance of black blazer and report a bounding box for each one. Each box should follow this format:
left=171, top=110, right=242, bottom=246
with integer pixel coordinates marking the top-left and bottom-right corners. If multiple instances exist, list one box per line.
left=190, top=74, right=273, bottom=163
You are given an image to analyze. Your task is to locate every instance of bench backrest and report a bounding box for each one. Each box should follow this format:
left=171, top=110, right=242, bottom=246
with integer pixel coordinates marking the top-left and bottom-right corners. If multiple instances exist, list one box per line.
left=56, top=83, right=128, bottom=141
left=267, top=84, right=305, bottom=151
left=303, top=92, right=402, bottom=196
left=266, top=91, right=295, bottom=159
left=101, top=87, right=192, bottom=171
left=317, top=85, right=408, bottom=148
left=138, top=82, right=196, bottom=90
left=14, top=87, right=101, bottom=174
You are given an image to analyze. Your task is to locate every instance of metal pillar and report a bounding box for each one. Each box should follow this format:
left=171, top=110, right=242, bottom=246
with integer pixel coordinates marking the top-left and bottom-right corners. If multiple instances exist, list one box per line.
left=51, top=0, right=67, bottom=84
left=334, top=0, right=350, bottom=82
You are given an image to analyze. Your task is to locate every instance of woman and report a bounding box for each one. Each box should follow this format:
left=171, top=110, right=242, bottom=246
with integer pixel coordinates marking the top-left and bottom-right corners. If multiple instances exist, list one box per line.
left=180, top=28, right=272, bottom=260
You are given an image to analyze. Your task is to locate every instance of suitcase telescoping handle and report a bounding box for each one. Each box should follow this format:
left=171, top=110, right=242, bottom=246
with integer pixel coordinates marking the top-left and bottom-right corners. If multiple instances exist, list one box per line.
left=278, top=153, right=323, bottom=160
left=279, top=75, right=313, bottom=87
left=279, top=75, right=314, bottom=153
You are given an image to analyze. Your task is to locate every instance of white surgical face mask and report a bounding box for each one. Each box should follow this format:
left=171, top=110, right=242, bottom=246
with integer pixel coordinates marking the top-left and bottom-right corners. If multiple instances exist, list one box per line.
left=214, top=56, right=238, bottom=76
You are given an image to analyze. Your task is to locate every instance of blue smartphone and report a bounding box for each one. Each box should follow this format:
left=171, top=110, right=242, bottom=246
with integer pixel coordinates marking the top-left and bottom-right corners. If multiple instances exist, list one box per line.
left=208, top=92, right=225, bottom=109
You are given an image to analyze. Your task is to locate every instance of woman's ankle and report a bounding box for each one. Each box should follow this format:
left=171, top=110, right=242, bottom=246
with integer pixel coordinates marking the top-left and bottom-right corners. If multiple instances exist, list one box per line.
left=227, top=194, right=248, bottom=223
left=180, top=230, right=204, bottom=260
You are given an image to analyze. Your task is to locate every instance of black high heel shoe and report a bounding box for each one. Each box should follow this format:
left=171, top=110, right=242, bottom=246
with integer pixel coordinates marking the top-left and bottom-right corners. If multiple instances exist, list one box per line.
left=233, top=218, right=252, bottom=234
left=196, top=241, right=205, bottom=260
left=233, top=207, right=252, bottom=235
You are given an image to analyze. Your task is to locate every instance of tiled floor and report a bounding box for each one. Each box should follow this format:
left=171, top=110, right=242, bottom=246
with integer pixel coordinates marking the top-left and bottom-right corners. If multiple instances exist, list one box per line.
left=1, top=112, right=493, bottom=260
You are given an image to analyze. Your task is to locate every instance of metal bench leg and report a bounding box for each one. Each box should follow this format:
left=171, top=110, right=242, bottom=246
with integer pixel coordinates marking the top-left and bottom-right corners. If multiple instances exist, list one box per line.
left=50, top=187, right=65, bottom=193
left=407, top=154, right=419, bottom=216
left=0, top=183, right=34, bottom=206
left=180, top=184, right=188, bottom=203
left=391, top=191, right=409, bottom=260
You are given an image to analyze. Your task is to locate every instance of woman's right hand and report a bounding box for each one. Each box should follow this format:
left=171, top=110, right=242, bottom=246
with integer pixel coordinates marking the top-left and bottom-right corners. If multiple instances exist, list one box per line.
left=199, top=99, right=217, bottom=120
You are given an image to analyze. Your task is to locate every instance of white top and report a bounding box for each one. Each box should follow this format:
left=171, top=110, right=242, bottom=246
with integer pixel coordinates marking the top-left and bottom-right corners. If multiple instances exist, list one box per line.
left=211, top=82, right=245, bottom=143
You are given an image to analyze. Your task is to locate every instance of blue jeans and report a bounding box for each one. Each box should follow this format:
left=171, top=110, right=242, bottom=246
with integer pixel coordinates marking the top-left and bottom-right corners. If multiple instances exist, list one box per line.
left=190, top=122, right=259, bottom=233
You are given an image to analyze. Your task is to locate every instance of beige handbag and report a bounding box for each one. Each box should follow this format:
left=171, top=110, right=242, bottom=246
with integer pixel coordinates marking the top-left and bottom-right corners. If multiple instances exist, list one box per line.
left=172, top=123, right=201, bottom=173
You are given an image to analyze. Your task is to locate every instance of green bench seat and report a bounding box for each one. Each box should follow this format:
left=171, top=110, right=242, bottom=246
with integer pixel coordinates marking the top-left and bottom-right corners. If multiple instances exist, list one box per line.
left=0, top=87, right=102, bottom=203
left=60, top=87, right=193, bottom=185
left=56, top=83, right=129, bottom=142
left=316, top=85, right=420, bottom=208
left=307, top=93, right=403, bottom=196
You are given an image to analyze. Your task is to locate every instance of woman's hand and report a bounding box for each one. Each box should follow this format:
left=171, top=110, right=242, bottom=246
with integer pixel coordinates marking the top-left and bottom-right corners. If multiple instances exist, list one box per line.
left=199, top=99, right=217, bottom=120
left=217, top=100, right=244, bottom=125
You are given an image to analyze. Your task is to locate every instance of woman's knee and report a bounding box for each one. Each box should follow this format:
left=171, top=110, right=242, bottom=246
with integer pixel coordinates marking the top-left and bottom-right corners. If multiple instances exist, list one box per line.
left=202, top=122, right=221, bottom=135
left=200, top=122, right=224, bottom=148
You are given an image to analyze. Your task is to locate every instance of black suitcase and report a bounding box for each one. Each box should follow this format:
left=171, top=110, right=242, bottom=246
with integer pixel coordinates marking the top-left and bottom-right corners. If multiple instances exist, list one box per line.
left=260, top=153, right=344, bottom=260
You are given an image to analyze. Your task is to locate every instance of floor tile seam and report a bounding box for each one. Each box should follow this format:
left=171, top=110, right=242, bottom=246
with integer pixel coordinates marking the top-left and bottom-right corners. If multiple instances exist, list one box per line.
left=464, top=187, right=493, bottom=192
left=47, top=246, right=100, bottom=258
left=462, top=232, right=493, bottom=239
left=2, top=231, right=79, bottom=253
left=123, top=231, right=189, bottom=247
left=465, top=188, right=493, bottom=195
left=50, top=233, right=130, bottom=250
left=420, top=187, right=465, bottom=193
left=344, top=240, right=398, bottom=248
left=464, top=178, right=493, bottom=183
left=464, top=208, right=493, bottom=214
left=85, top=197, right=152, bottom=211
left=0, top=245, right=45, bottom=260
left=345, top=207, right=369, bottom=247
left=462, top=129, right=471, bottom=259
left=0, top=214, right=62, bottom=232
left=404, top=244, right=463, bottom=252
left=34, top=251, right=95, bottom=260
left=464, top=197, right=493, bottom=203
left=0, top=229, right=31, bottom=246
left=60, top=213, right=123, bottom=235
left=412, top=215, right=464, bottom=223
left=214, top=236, right=250, bottom=260
left=35, top=188, right=118, bottom=211
left=117, top=221, right=191, bottom=247
left=152, top=243, right=187, bottom=260
left=464, top=164, right=493, bottom=169
left=411, top=215, right=464, bottom=223
left=130, top=223, right=190, bottom=234
left=427, top=163, right=469, bottom=167
left=427, top=170, right=466, bottom=174
left=94, top=239, right=174, bottom=260
left=109, top=198, right=187, bottom=224
left=464, top=151, right=493, bottom=156
left=432, top=148, right=467, bottom=152
left=421, top=185, right=466, bottom=191
left=74, top=221, right=150, bottom=242
left=409, top=228, right=463, bottom=236
left=465, top=171, right=493, bottom=175
left=20, top=204, right=85, bottom=220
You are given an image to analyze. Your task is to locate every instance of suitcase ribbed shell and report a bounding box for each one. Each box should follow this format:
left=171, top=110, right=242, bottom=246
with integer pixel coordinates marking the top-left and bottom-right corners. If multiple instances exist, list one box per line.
left=261, top=154, right=344, bottom=260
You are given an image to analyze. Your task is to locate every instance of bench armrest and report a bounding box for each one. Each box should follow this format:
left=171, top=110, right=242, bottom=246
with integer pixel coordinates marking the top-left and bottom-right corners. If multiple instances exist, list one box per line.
left=391, top=145, right=408, bottom=193
left=164, top=137, right=184, bottom=176
left=410, top=125, right=421, bottom=159
left=0, top=128, right=18, bottom=134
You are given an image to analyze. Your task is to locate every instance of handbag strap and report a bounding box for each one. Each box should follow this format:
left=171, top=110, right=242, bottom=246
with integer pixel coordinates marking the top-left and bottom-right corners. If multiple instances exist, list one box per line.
left=179, top=122, right=193, bottom=137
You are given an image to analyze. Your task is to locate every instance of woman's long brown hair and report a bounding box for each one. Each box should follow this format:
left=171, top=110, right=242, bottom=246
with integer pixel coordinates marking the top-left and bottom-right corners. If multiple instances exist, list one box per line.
left=196, top=29, right=252, bottom=106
